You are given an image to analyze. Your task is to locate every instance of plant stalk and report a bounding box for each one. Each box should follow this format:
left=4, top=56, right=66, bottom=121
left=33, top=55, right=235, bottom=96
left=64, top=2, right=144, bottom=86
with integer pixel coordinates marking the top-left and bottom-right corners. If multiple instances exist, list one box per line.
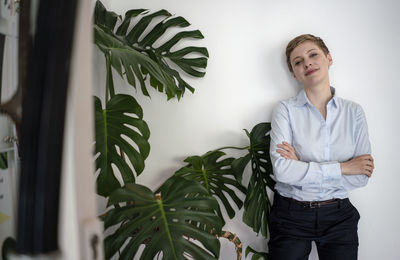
left=216, top=145, right=250, bottom=151
left=219, top=230, right=242, bottom=260
left=105, top=52, right=115, bottom=102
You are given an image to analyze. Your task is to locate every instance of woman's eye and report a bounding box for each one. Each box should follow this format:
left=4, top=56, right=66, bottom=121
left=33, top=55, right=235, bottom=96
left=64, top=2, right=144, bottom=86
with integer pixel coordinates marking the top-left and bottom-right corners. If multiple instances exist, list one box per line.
left=310, top=53, right=318, bottom=57
left=294, top=61, right=301, bottom=66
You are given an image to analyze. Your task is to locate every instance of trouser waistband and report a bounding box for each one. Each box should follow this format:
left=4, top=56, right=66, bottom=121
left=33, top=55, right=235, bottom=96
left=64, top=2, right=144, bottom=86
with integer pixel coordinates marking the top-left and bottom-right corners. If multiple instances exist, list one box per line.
left=274, top=192, right=350, bottom=209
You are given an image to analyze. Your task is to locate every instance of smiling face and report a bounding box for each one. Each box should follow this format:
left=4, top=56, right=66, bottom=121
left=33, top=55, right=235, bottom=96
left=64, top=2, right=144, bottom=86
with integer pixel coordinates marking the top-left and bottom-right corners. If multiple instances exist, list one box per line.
left=289, top=41, right=333, bottom=88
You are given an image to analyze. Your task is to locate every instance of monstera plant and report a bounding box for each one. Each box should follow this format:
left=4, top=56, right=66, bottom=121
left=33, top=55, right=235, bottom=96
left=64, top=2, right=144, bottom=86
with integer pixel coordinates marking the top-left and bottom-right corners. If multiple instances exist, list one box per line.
left=93, top=1, right=273, bottom=259
left=104, top=178, right=223, bottom=259
left=93, top=0, right=209, bottom=197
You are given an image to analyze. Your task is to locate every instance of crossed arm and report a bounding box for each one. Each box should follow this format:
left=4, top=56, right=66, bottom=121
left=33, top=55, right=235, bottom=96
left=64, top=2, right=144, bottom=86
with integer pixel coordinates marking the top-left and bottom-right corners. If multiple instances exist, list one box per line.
left=270, top=101, right=373, bottom=190
left=276, top=141, right=375, bottom=178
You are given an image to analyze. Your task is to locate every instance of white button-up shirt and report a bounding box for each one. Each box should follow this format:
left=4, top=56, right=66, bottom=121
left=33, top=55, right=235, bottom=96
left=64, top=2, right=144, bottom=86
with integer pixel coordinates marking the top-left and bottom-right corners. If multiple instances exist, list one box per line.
left=269, top=87, right=371, bottom=201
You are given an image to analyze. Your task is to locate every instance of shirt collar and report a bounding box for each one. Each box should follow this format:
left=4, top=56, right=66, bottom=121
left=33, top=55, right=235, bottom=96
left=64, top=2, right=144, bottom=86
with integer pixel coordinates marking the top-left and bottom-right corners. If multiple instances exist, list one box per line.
left=294, top=86, right=338, bottom=109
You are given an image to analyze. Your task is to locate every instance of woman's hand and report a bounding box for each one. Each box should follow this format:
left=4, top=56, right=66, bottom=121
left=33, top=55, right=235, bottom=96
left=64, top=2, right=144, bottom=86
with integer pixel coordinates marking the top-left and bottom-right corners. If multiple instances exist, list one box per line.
left=276, top=141, right=299, bottom=161
left=340, top=154, right=374, bottom=177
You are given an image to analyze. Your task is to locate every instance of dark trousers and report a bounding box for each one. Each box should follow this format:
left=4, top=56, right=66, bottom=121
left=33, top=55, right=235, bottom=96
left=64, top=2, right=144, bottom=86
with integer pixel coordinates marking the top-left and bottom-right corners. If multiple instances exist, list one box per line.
left=268, top=193, right=360, bottom=260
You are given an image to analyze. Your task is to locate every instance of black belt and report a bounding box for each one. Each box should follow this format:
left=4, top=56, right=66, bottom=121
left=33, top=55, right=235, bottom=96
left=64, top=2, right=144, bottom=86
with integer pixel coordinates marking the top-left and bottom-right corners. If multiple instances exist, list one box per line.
left=278, top=193, right=345, bottom=208
left=296, top=198, right=340, bottom=208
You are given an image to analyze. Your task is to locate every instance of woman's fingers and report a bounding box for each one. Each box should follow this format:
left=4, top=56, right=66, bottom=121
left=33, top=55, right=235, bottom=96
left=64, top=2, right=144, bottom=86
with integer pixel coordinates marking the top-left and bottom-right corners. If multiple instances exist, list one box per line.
left=277, top=142, right=294, bottom=152
left=362, top=155, right=375, bottom=173
left=276, top=149, right=289, bottom=159
left=366, top=161, right=374, bottom=169
left=282, top=142, right=295, bottom=152
left=364, top=165, right=373, bottom=173
left=276, top=148, right=289, bottom=156
left=276, top=142, right=298, bottom=160
left=276, top=145, right=292, bottom=155
left=342, top=154, right=375, bottom=176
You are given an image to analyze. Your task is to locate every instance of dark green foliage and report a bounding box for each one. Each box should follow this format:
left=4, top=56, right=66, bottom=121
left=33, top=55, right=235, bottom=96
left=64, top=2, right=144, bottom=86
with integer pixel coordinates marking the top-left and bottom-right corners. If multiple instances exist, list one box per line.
left=93, top=2, right=276, bottom=258
left=233, top=123, right=275, bottom=238
left=94, top=0, right=209, bottom=100
left=103, top=177, right=223, bottom=260
left=245, top=246, right=269, bottom=260
left=94, top=95, right=150, bottom=197
left=175, top=150, right=247, bottom=221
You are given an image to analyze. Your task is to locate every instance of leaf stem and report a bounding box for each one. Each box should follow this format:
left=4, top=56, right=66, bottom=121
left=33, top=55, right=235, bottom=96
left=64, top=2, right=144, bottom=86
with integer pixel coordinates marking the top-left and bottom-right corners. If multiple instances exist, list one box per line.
left=215, top=146, right=250, bottom=151
left=219, top=230, right=242, bottom=260
left=201, top=168, right=210, bottom=194
left=105, top=52, right=115, bottom=101
left=102, top=110, right=108, bottom=166
left=157, top=199, right=178, bottom=259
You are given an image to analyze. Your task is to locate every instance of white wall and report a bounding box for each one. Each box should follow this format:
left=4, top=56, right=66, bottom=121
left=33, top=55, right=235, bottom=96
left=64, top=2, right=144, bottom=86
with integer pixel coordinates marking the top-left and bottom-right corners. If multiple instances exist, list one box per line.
left=95, top=0, right=400, bottom=259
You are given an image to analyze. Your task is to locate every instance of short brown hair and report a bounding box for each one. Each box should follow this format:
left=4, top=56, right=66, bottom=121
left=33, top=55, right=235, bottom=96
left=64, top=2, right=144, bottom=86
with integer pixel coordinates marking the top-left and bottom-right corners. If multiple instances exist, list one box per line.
left=285, top=34, right=330, bottom=72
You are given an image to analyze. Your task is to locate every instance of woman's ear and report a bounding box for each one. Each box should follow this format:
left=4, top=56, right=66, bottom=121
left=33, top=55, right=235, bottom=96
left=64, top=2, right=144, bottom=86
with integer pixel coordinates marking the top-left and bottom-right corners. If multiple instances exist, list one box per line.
left=327, top=53, right=333, bottom=66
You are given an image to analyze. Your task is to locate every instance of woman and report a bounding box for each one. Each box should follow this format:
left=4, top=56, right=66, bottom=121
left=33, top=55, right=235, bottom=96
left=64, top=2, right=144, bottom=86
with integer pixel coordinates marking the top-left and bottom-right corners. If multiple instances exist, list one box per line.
left=268, top=34, right=374, bottom=260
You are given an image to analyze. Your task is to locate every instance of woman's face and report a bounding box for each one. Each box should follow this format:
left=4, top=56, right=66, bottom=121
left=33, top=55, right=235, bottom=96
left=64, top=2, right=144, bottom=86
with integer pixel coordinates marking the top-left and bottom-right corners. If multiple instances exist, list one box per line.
left=289, top=41, right=332, bottom=88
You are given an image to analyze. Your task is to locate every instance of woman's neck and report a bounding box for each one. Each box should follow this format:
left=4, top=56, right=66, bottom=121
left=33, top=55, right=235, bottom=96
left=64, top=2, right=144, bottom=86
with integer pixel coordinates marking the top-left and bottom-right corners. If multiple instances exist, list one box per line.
left=304, top=83, right=333, bottom=110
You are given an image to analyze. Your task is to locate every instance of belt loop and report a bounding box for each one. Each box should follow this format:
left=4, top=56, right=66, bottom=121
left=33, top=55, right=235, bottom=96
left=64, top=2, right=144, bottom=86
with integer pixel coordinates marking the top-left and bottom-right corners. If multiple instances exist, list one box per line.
left=338, top=199, right=342, bottom=209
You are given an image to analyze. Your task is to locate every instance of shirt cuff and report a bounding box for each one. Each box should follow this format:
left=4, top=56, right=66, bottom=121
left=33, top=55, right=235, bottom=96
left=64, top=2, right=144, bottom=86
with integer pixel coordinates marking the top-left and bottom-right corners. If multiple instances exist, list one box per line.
left=321, top=162, right=342, bottom=181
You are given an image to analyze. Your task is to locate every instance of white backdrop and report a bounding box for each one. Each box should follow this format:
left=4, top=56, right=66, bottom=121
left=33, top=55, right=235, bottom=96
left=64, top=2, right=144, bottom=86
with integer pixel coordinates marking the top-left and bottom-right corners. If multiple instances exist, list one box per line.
left=94, top=0, right=400, bottom=259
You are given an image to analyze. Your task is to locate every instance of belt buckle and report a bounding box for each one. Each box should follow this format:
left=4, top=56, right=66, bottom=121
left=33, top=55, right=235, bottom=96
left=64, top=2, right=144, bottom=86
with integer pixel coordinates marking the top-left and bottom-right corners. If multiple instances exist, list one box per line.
left=309, top=201, right=319, bottom=208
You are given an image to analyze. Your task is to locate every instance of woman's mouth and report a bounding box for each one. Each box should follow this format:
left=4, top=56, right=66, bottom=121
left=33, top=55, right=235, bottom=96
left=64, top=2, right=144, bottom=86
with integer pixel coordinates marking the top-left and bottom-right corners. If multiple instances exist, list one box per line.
left=305, top=69, right=318, bottom=76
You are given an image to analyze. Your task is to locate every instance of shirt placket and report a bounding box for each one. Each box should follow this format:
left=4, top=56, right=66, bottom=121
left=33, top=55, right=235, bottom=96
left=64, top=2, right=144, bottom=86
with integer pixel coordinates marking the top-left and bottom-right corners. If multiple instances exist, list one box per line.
left=322, top=103, right=333, bottom=194
left=324, top=104, right=331, bottom=162
left=310, top=103, right=331, bottom=162
left=309, top=102, right=332, bottom=194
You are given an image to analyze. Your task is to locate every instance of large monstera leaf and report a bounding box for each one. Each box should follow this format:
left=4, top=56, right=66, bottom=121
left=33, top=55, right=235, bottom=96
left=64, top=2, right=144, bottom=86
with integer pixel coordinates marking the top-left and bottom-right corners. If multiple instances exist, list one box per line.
left=94, top=94, right=150, bottom=197
left=174, top=150, right=247, bottom=221
left=94, top=1, right=208, bottom=100
left=232, top=123, right=275, bottom=238
left=103, top=176, right=223, bottom=260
